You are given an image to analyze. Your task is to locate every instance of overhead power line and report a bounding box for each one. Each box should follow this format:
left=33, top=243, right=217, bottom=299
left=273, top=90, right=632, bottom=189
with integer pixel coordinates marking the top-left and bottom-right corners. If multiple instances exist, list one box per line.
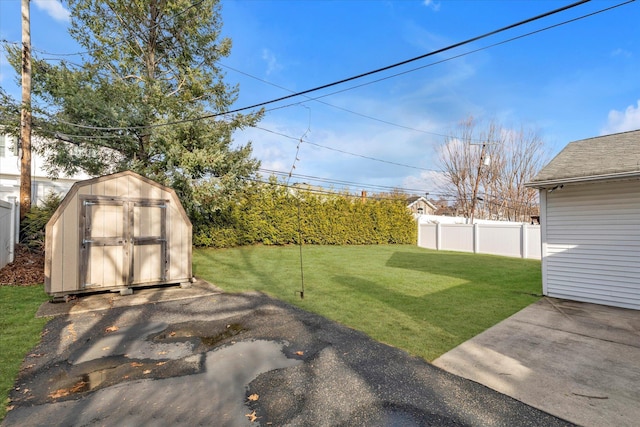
left=240, top=0, right=634, bottom=141
left=217, top=61, right=447, bottom=138
left=253, top=125, right=439, bottom=172
left=48, top=0, right=596, bottom=132
left=245, top=176, right=441, bottom=202
left=259, top=168, right=433, bottom=195
left=214, top=0, right=592, bottom=117
left=51, top=122, right=438, bottom=173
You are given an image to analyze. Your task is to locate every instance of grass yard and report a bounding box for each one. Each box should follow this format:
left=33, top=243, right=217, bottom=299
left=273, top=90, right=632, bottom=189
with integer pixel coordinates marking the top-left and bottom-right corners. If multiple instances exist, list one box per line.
left=194, top=244, right=542, bottom=362
left=0, top=285, right=49, bottom=420
left=0, top=245, right=542, bottom=420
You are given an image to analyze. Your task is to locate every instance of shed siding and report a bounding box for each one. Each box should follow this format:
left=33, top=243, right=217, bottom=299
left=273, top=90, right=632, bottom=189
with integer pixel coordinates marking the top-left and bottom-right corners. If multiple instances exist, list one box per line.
left=46, top=171, right=192, bottom=297
left=62, top=192, right=79, bottom=292
left=544, top=180, right=640, bottom=309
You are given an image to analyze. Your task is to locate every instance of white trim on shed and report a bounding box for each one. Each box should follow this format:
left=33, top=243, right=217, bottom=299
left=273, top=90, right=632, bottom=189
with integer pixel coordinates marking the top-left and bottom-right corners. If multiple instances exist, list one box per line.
left=540, top=179, right=640, bottom=310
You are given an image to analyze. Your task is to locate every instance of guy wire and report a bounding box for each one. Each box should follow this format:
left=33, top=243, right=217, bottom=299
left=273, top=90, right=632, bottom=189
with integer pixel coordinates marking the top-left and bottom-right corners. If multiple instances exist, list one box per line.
left=286, top=106, right=311, bottom=299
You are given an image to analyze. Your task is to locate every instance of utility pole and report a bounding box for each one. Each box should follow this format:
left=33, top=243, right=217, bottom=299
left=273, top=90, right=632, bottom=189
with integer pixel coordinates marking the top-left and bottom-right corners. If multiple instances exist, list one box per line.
left=469, top=142, right=487, bottom=224
left=20, top=0, right=32, bottom=219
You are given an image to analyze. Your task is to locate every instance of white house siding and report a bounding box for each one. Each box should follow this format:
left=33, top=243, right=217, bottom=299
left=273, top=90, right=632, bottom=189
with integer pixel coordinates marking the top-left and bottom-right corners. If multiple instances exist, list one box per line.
left=542, top=179, right=640, bottom=310
left=0, top=134, right=90, bottom=205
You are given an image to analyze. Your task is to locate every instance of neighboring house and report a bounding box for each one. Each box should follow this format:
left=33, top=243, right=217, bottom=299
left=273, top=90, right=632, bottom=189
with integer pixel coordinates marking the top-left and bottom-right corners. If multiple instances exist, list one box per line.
left=526, top=129, right=640, bottom=310
left=0, top=134, right=90, bottom=204
left=407, top=196, right=436, bottom=216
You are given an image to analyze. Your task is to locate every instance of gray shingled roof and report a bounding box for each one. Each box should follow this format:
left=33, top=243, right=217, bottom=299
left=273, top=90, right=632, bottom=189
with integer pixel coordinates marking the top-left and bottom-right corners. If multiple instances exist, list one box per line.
left=527, top=129, right=640, bottom=187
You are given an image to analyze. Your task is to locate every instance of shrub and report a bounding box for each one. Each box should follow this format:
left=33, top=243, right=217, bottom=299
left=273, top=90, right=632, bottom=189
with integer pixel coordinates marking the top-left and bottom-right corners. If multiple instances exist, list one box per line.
left=20, top=192, right=62, bottom=253
left=192, top=179, right=417, bottom=248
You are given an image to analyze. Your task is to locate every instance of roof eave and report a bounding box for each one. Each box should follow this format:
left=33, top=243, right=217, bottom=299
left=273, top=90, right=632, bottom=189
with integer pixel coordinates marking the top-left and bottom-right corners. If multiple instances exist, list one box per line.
left=407, top=196, right=436, bottom=210
left=526, top=171, right=640, bottom=189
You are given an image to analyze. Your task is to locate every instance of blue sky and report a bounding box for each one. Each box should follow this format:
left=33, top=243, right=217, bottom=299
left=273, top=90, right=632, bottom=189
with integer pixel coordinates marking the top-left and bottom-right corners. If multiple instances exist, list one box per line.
left=1, top=0, right=639, bottom=197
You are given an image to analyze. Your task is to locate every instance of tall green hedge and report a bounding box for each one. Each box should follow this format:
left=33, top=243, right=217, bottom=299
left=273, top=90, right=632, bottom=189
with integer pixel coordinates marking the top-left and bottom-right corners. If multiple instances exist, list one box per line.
left=193, top=180, right=417, bottom=248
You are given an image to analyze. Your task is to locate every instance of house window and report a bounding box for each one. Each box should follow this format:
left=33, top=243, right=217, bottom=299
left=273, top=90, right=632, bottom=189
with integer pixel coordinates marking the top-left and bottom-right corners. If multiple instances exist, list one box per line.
left=0, top=135, right=18, bottom=158
left=417, top=207, right=424, bottom=214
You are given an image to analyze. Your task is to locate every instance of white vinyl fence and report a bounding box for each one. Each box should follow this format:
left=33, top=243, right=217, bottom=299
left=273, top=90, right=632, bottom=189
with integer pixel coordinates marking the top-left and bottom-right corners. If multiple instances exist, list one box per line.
left=0, top=197, right=19, bottom=270
left=418, top=221, right=541, bottom=259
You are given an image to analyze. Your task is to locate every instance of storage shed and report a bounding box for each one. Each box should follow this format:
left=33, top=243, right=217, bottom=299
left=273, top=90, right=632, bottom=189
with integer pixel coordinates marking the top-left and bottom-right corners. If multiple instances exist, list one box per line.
left=45, top=171, right=192, bottom=298
left=526, top=130, right=640, bottom=310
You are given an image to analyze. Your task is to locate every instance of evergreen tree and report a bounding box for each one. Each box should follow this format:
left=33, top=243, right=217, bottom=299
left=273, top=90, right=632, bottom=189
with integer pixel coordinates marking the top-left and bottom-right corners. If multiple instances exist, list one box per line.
left=4, top=0, right=262, bottom=219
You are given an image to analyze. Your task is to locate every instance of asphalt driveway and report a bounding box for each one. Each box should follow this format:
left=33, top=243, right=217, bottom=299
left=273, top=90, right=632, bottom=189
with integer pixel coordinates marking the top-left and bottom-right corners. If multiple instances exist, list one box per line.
left=3, top=281, right=573, bottom=427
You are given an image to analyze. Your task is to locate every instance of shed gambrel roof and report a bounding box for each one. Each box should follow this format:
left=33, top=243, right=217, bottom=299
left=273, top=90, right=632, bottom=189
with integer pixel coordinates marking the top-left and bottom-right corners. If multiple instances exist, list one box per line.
left=527, top=129, right=640, bottom=188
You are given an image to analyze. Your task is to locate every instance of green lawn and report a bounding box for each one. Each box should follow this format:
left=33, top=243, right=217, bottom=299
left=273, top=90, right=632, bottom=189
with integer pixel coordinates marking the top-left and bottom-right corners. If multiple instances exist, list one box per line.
left=0, top=285, right=49, bottom=420
left=194, top=245, right=542, bottom=361
left=0, top=245, right=542, bottom=420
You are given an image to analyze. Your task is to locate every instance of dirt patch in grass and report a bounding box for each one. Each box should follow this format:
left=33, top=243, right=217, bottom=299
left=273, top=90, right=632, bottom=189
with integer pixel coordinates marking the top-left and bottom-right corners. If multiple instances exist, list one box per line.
left=0, top=245, right=44, bottom=286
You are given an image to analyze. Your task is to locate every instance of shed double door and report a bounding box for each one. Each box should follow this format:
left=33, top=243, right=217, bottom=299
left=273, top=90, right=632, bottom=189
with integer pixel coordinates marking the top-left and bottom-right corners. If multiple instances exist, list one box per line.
left=80, top=197, right=168, bottom=289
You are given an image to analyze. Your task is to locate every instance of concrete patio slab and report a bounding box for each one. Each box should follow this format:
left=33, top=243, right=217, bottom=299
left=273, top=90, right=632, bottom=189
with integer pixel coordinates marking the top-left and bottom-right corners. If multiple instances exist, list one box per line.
left=433, top=297, right=640, bottom=427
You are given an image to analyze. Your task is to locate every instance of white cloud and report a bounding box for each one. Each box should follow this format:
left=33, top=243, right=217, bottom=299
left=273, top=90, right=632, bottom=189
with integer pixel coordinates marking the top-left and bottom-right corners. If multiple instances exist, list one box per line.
left=261, top=48, right=283, bottom=75
left=602, top=100, right=640, bottom=135
left=403, top=170, right=448, bottom=197
left=611, top=48, right=632, bottom=58
left=423, top=0, right=441, bottom=12
left=33, top=0, right=70, bottom=23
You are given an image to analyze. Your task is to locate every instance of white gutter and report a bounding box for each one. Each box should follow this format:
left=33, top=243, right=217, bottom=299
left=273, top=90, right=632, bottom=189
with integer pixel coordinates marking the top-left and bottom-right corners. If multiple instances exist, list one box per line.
left=525, top=170, right=640, bottom=189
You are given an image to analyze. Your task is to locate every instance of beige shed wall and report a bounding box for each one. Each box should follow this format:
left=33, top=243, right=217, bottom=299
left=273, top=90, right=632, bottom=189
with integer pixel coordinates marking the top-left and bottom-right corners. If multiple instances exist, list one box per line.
left=45, top=171, right=192, bottom=296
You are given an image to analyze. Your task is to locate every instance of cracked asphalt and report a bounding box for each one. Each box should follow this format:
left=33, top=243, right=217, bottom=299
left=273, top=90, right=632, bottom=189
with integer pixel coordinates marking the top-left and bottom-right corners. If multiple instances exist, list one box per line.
left=2, top=285, right=574, bottom=426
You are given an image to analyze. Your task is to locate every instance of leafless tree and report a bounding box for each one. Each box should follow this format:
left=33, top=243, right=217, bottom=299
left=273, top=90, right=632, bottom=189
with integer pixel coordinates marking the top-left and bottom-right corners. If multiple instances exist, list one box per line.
left=438, top=117, right=547, bottom=222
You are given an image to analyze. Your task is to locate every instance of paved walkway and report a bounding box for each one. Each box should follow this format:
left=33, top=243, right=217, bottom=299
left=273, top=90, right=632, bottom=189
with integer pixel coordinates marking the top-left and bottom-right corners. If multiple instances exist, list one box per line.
left=433, top=298, right=640, bottom=427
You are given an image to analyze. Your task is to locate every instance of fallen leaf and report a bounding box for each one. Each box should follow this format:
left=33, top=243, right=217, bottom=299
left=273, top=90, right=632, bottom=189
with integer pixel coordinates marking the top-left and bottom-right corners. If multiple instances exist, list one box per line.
left=66, top=324, right=78, bottom=342
left=70, top=381, right=87, bottom=393
left=6, top=405, right=14, bottom=411
left=105, top=325, right=119, bottom=333
left=48, top=381, right=85, bottom=400
left=130, top=362, right=143, bottom=367
left=101, top=346, right=110, bottom=351
left=143, top=369, right=151, bottom=375
left=156, top=361, right=167, bottom=366
left=247, top=394, right=259, bottom=401
left=295, top=351, right=304, bottom=356
left=122, top=375, right=130, bottom=379
left=169, top=331, right=176, bottom=337
left=246, top=411, right=258, bottom=422
left=49, top=389, right=69, bottom=399
left=157, top=351, right=167, bottom=355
